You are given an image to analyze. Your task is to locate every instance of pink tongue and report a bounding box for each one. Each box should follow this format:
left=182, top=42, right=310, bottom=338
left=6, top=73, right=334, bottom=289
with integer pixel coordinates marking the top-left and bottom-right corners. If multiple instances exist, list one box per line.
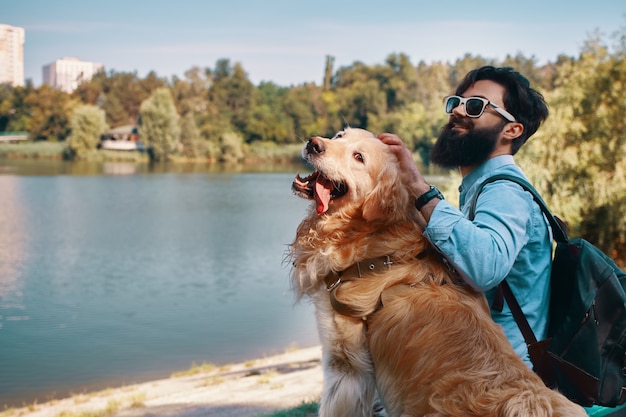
left=314, top=176, right=333, bottom=215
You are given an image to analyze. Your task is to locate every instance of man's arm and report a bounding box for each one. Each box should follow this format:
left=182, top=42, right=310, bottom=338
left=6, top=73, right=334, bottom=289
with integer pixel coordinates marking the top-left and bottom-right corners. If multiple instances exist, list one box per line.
left=378, top=133, right=529, bottom=290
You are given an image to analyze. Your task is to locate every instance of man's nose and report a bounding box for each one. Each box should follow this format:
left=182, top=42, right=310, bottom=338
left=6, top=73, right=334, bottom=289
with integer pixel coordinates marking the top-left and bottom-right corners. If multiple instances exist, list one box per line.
left=451, top=102, right=468, bottom=118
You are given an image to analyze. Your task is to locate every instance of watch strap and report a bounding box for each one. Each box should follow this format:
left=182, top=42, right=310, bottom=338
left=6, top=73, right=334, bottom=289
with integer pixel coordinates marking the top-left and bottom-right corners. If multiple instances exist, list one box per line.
left=414, top=185, right=444, bottom=211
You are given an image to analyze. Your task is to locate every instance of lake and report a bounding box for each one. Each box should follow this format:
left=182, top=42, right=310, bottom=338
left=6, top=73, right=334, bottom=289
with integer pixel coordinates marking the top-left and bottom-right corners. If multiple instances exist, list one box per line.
left=0, top=159, right=320, bottom=407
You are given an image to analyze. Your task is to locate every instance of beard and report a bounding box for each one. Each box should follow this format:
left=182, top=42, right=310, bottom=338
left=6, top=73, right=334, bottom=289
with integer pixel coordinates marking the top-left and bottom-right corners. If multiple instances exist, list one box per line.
left=430, top=118, right=505, bottom=168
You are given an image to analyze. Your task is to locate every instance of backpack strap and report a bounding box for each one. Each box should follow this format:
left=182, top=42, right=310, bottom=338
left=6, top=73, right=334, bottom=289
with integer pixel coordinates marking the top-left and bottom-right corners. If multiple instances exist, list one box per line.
left=468, top=174, right=564, bottom=348
left=468, top=173, right=568, bottom=243
left=501, top=280, right=538, bottom=344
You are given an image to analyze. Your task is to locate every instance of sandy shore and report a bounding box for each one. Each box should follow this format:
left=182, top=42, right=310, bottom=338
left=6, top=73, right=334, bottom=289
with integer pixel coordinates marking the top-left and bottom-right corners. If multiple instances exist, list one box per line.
left=7, top=346, right=323, bottom=417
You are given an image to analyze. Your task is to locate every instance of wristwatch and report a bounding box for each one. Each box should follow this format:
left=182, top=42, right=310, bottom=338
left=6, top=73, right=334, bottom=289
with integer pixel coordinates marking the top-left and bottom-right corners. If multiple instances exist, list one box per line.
left=414, top=185, right=445, bottom=211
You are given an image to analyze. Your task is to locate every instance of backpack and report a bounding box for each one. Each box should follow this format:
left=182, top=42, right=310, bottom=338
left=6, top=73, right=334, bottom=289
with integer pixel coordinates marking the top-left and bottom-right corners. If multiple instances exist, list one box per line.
left=470, top=173, right=626, bottom=407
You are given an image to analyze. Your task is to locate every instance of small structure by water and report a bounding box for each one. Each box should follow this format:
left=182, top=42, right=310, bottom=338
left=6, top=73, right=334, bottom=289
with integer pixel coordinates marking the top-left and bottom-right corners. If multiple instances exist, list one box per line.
left=100, top=125, right=144, bottom=151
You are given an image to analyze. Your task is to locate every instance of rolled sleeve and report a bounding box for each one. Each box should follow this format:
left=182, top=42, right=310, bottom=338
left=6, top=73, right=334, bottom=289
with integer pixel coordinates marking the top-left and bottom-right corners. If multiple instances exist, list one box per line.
left=424, top=201, right=464, bottom=241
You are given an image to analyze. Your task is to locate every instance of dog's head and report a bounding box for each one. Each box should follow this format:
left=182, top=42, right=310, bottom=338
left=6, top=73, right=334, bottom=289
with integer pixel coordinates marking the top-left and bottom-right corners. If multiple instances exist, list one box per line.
left=293, top=128, right=411, bottom=222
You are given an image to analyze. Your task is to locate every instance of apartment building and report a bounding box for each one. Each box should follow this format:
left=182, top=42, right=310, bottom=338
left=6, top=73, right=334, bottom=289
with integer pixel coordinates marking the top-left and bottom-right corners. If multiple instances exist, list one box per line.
left=43, top=57, right=104, bottom=93
left=0, top=24, right=25, bottom=87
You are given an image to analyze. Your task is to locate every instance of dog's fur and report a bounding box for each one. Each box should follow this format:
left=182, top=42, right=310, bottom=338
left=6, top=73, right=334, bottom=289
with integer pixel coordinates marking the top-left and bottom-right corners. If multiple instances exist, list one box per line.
left=289, top=128, right=586, bottom=417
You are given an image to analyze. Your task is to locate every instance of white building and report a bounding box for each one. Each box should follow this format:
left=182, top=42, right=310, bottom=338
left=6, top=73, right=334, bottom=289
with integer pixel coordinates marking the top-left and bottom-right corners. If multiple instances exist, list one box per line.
left=0, top=24, right=25, bottom=87
left=43, top=57, right=104, bottom=93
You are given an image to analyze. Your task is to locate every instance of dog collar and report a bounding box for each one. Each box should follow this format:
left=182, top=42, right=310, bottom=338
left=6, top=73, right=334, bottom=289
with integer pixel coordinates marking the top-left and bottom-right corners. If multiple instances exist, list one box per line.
left=323, top=255, right=394, bottom=319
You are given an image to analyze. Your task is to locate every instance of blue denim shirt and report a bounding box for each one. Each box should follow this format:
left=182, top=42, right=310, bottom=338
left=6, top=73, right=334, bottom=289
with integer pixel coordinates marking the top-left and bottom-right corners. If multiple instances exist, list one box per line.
left=424, top=155, right=552, bottom=366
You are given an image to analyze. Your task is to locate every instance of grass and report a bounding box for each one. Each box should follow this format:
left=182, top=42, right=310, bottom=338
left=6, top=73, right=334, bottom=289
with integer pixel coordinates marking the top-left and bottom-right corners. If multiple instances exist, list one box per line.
left=0, top=140, right=303, bottom=163
left=0, top=141, right=65, bottom=159
left=54, top=392, right=146, bottom=417
left=56, top=398, right=120, bottom=417
left=259, top=401, right=319, bottom=417
left=170, top=361, right=217, bottom=378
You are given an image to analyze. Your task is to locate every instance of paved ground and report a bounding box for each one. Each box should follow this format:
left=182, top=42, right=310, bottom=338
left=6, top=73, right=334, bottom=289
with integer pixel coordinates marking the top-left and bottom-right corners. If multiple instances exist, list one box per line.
left=8, top=347, right=323, bottom=417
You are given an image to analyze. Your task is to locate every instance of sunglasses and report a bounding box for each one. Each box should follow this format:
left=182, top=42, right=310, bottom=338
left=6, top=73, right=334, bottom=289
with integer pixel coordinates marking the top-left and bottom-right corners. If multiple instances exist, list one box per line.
left=444, top=95, right=517, bottom=122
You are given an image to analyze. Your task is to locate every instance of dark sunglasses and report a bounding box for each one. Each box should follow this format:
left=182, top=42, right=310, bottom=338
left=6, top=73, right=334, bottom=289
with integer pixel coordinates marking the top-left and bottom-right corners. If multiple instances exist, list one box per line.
left=444, top=95, right=516, bottom=122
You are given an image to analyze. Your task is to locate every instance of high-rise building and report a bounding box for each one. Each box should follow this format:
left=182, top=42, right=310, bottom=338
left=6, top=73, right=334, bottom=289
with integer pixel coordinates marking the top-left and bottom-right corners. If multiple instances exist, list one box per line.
left=0, top=24, right=25, bottom=87
left=43, top=57, right=104, bottom=93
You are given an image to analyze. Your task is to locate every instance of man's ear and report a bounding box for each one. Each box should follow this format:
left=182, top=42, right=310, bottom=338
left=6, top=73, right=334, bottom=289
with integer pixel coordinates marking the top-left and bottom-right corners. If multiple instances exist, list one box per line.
left=502, top=122, right=524, bottom=140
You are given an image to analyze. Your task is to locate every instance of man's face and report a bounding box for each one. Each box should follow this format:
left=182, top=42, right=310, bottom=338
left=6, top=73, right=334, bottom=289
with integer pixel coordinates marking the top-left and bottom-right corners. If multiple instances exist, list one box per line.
left=430, top=119, right=505, bottom=169
left=430, top=80, right=509, bottom=169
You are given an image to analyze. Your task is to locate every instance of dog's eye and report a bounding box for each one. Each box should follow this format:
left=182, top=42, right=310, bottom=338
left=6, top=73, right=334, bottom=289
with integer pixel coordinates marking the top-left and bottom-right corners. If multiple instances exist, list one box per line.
left=333, top=131, right=345, bottom=140
left=353, top=152, right=364, bottom=163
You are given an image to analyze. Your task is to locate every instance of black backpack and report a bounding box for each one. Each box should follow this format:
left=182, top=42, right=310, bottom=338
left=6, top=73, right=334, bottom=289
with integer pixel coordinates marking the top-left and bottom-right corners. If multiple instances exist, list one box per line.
left=470, top=173, right=626, bottom=407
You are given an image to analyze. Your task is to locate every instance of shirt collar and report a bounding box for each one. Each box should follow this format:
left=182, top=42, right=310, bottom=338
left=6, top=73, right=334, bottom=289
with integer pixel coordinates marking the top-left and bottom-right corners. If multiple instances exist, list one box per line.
left=459, top=155, right=516, bottom=203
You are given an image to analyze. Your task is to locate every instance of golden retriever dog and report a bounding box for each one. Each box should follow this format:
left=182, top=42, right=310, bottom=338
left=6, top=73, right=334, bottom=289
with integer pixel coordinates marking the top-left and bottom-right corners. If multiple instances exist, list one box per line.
left=289, top=128, right=586, bottom=417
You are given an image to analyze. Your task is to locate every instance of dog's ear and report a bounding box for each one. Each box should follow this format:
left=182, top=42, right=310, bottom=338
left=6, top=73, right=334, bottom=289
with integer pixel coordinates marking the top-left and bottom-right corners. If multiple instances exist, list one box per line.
left=361, top=166, right=409, bottom=221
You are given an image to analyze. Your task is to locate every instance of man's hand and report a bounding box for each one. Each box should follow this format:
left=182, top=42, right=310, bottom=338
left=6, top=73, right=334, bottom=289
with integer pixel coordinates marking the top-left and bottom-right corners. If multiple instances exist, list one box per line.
left=377, top=133, right=430, bottom=198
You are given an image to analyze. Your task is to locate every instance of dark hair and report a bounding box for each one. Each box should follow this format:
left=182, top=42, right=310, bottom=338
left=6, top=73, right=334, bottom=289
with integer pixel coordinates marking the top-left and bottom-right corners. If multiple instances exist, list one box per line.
left=455, top=66, right=549, bottom=154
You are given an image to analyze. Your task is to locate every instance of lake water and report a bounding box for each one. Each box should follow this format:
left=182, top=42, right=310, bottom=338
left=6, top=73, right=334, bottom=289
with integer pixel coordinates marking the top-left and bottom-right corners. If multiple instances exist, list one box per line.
left=0, top=159, right=320, bottom=407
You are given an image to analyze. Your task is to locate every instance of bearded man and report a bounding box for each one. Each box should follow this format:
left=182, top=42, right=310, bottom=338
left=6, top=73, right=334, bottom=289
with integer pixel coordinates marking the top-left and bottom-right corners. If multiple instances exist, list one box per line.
left=379, top=66, right=550, bottom=369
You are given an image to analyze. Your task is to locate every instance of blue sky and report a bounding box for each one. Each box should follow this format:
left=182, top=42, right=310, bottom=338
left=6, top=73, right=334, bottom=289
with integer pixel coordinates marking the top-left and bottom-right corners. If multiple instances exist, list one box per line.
left=4, top=0, right=625, bottom=87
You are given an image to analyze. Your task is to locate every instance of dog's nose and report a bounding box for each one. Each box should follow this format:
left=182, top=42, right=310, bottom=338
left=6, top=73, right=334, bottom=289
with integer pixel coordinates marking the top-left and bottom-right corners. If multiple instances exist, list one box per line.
left=306, top=137, right=325, bottom=155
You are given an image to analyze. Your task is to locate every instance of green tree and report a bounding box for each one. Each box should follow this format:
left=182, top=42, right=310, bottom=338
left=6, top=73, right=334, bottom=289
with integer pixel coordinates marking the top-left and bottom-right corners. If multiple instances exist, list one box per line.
left=66, top=105, right=108, bottom=158
left=323, top=55, right=335, bottom=91
left=24, top=84, right=75, bottom=141
left=333, top=61, right=388, bottom=131
left=76, top=70, right=166, bottom=128
left=139, top=87, right=180, bottom=161
left=171, top=66, right=210, bottom=117
left=381, top=53, right=418, bottom=111
left=519, top=34, right=626, bottom=261
left=208, top=59, right=255, bottom=132
left=242, top=81, right=293, bottom=143
left=179, top=112, right=205, bottom=158
left=283, top=82, right=331, bottom=140
left=449, top=54, right=493, bottom=87
left=0, top=83, right=35, bottom=132
left=219, top=131, right=244, bottom=163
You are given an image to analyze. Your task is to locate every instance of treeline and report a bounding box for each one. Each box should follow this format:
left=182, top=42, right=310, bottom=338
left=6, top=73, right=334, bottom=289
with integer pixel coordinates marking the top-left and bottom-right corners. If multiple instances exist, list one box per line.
left=0, top=49, right=562, bottom=163
left=1, top=28, right=626, bottom=260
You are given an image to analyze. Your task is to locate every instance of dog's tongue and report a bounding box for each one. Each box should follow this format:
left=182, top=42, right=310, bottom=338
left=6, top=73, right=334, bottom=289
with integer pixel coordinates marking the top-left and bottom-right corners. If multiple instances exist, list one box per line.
left=315, top=176, right=333, bottom=215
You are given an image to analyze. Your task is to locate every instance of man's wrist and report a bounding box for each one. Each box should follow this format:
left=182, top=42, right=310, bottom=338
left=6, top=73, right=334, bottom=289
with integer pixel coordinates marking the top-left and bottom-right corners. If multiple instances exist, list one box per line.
left=414, top=185, right=445, bottom=211
left=410, top=182, right=432, bottom=199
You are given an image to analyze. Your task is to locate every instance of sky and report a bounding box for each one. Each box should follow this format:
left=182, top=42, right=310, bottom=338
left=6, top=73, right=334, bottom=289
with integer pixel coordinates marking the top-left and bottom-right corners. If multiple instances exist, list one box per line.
left=3, top=0, right=625, bottom=87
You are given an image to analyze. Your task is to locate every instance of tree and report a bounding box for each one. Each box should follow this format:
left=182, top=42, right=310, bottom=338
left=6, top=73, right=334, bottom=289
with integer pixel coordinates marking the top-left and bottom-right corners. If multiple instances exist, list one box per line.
left=24, top=84, right=76, bottom=141
left=179, top=112, right=205, bottom=158
left=66, top=105, right=108, bottom=158
left=171, top=66, right=209, bottom=116
left=76, top=70, right=166, bottom=128
left=449, top=54, right=493, bottom=87
left=0, top=83, right=34, bottom=132
left=282, top=82, right=334, bottom=139
left=323, top=55, right=335, bottom=91
left=518, top=33, right=626, bottom=261
left=208, top=59, right=254, bottom=132
left=219, top=131, right=244, bottom=163
left=381, top=53, right=418, bottom=111
left=139, top=87, right=180, bottom=161
left=242, top=81, right=293, bottom=143
left=332, top=61, right=388, bottom=131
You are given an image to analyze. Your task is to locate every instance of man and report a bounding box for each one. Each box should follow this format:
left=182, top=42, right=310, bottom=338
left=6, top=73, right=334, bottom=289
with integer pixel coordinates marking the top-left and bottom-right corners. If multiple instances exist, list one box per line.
left=379, top=65, right=550, bottom=368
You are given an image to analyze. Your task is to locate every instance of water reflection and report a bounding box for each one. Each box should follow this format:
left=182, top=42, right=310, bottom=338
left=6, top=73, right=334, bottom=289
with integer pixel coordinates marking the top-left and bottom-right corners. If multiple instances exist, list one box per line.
left=0, top=158, right=309, bottom=176
left=102, top=162, right=138, bottom=175
left=0, top=176, right=27, bottom=307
